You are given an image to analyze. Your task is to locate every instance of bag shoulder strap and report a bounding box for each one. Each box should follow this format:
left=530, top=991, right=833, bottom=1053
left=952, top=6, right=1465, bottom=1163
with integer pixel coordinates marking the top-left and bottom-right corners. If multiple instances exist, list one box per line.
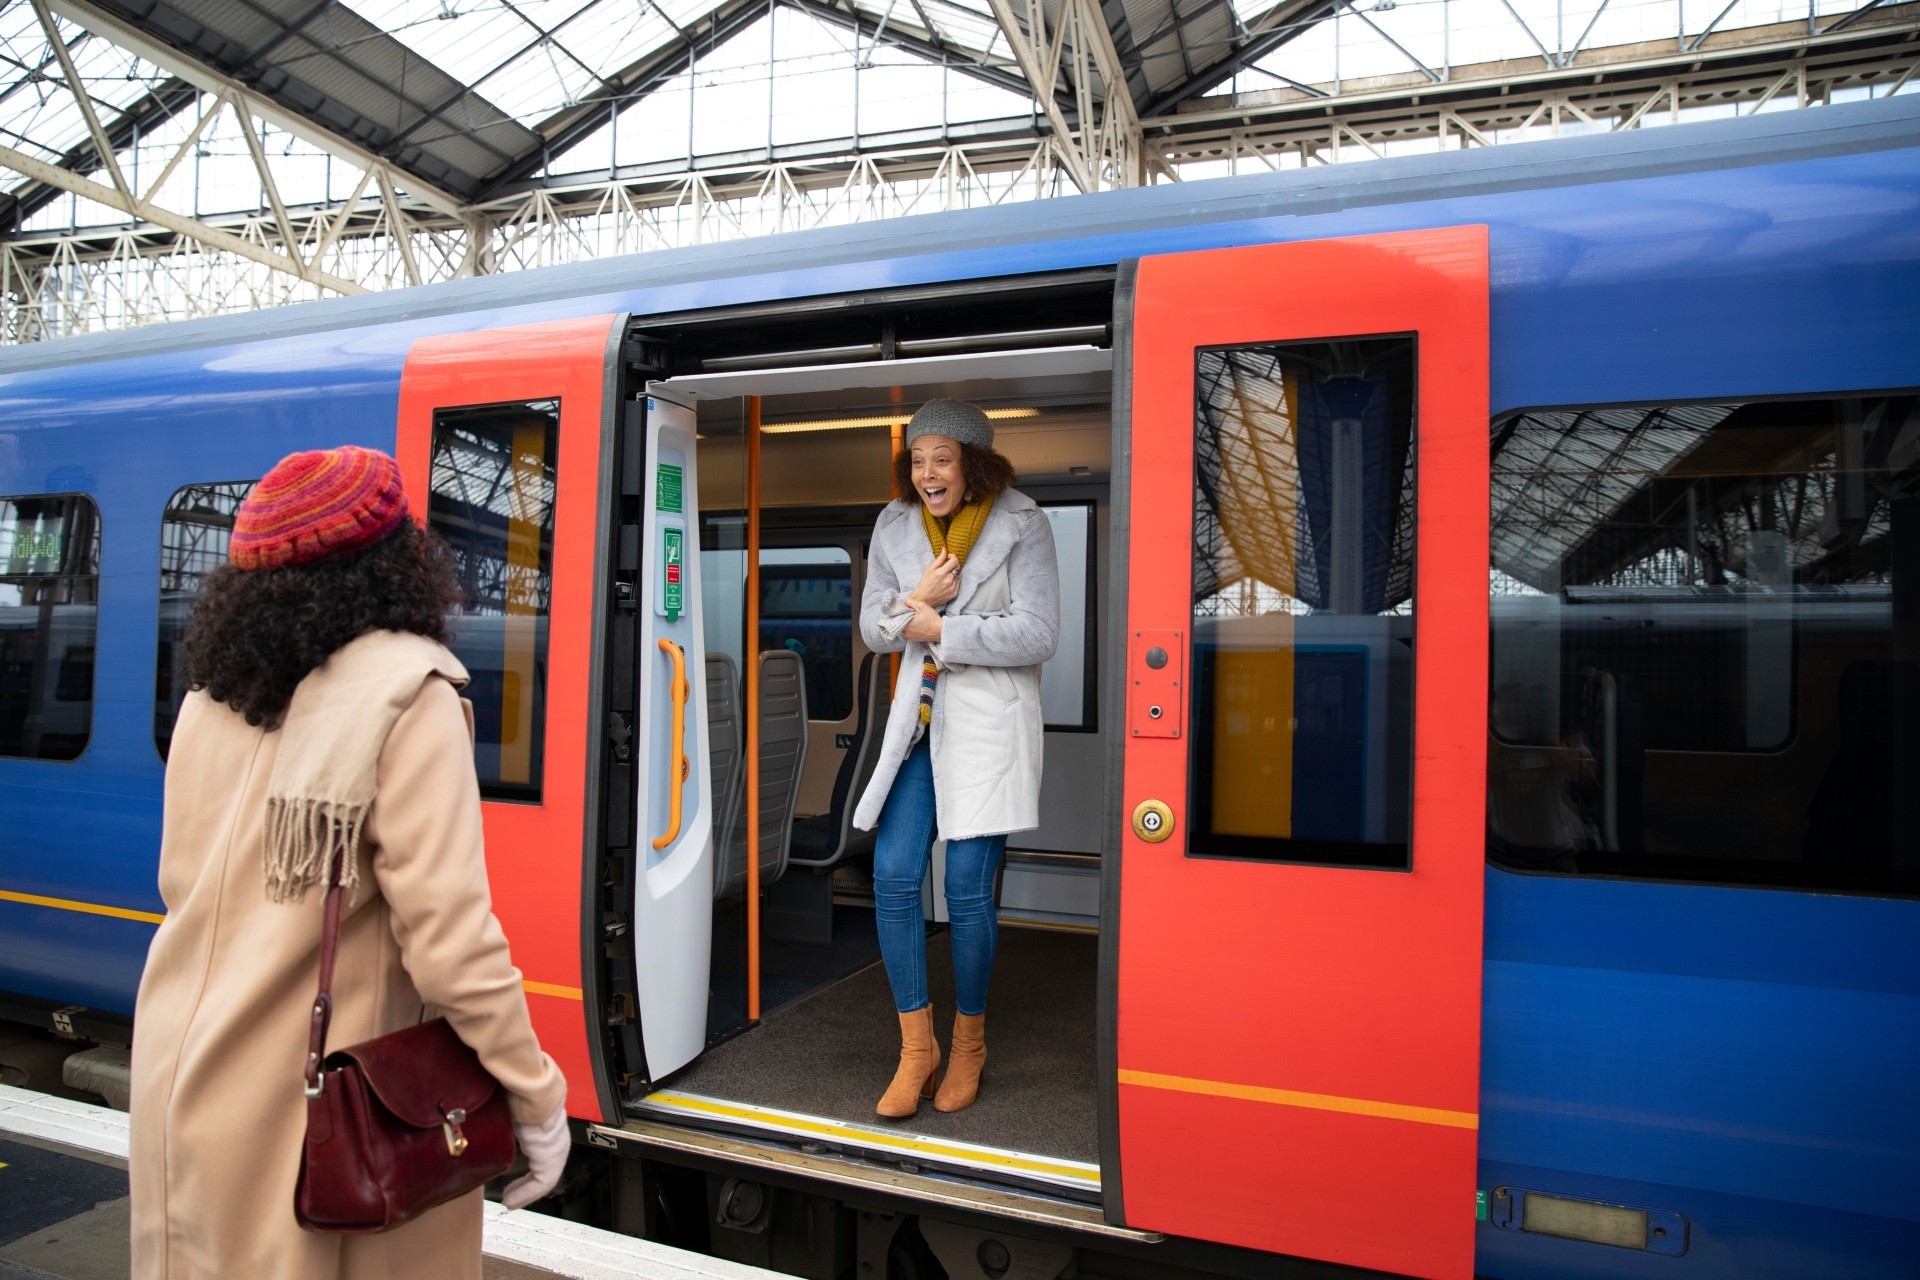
left=303, top=848, right=347, bottom=1098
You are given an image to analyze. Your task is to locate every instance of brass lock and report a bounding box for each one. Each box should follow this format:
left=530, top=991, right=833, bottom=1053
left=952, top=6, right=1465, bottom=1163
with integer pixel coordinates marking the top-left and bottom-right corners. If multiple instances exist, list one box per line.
left=442, top=1107, right=469, bottom=1157
left=1131, top=799, right=1175, bottom=843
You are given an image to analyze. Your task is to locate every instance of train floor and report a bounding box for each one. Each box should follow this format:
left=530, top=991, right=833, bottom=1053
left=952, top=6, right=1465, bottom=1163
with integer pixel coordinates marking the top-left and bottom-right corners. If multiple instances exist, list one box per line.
left=659, top=922, right=1101, bottom=1175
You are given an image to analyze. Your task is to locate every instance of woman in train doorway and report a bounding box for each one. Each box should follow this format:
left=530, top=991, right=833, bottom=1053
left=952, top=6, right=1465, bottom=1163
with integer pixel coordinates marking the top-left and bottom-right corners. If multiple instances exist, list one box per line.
left=128, top=447, right=568, bottom=1280
left=854, top=399, right=1060, bottom=1118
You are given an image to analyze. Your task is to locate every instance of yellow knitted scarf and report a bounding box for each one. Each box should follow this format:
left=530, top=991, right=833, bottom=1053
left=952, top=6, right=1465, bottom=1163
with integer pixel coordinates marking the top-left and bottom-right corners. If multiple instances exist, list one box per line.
left=916, top=495, right=994, bottom=725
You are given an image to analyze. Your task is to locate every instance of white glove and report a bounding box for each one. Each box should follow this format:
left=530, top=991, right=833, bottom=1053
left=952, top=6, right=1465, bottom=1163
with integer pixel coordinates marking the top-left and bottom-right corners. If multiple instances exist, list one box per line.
left=501, top=1106, right=570, bottom=1210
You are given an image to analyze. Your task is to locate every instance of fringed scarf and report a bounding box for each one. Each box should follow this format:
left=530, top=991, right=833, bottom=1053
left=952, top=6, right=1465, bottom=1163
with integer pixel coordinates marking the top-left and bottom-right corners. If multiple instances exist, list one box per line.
left=916, top=495, right=994, bottom=727
left=261, top=630, right=467, bottom=903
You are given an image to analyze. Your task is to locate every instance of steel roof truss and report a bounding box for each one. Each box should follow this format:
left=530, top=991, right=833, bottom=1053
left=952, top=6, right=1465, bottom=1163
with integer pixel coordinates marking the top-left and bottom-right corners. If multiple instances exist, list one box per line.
left=988, top=0, right=1142, bottom=190
left=28, top=0, right=129, bottom=200
left=49, top=0, right=466, bottom=215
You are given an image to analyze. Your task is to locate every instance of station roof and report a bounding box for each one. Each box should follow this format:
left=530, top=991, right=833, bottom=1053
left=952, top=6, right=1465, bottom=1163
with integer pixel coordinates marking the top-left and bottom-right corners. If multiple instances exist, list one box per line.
left=0, top=0, right=1339, bottom=226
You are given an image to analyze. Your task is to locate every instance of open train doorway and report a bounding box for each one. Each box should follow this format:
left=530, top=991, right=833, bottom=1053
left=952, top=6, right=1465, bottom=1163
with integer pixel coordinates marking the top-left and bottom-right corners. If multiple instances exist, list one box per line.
left=618, top=287, right=1117, bottom=1201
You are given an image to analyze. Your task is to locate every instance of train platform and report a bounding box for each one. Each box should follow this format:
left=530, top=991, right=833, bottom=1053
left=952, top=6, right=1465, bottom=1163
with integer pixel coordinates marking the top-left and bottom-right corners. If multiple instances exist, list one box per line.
left=0, top=1085, right=775, bottom=1280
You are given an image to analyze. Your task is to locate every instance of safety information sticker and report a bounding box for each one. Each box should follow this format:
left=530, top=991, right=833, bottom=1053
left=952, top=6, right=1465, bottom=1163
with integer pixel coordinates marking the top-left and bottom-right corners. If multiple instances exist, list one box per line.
left=662, top=527, right=684, bottom=622
left=656, top=463, right=683, bottom=514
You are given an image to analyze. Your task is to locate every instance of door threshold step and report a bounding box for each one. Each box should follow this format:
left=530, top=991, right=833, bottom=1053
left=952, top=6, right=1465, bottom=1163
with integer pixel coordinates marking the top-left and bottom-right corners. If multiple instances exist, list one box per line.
left=590, top=1115, right=1159, bottom=1244
left=629, top=1089, right=1101, bottom=1199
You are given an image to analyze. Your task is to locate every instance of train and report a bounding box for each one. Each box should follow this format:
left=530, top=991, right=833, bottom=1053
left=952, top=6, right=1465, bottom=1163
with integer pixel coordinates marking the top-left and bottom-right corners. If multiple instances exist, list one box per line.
left=2, top=91, right=1917, bottom=1280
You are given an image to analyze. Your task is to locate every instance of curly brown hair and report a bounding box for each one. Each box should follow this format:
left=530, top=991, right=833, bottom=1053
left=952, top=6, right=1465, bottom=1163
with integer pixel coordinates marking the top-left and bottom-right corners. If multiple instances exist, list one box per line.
left=183, top=519, right=462, bottom=729
left=891, top=442, right=1017, bottom=507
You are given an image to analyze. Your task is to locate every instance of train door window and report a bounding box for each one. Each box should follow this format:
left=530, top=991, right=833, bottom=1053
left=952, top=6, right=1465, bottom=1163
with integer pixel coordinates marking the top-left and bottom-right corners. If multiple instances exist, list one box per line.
left=760, top=547, right=854, bottom=721
left=1488, top=394, right=1920, bottom=895
left=0, top=494, right=101, bottom=762
left=426, top=401, right=561, bottom=802
left=1188, top=338, right=1417, bottom=868
left=154, top=481, right=254, bottom=757
left=1039, top=501, right=1096, bottom=730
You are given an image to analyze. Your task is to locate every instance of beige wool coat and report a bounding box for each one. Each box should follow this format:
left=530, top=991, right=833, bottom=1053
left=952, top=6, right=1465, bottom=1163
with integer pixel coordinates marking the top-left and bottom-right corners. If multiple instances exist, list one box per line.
left=129, top=632, right=566, bottom=1280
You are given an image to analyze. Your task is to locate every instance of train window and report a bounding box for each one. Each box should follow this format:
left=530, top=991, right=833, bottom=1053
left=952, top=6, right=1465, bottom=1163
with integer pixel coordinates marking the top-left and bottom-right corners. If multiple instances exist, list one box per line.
left=1487, top=394, right=1920, bottom=895
left=427, top=400, right=561, bottom=803
left=760, top=547, right=855, bottom=722
left=1039, top=502, right=1096, bottom=730
left=154, top=482, right=254, bottom=758
left=1187, top=338, right=1417, bottom=869
left=0, top=494, right=102, bottom=762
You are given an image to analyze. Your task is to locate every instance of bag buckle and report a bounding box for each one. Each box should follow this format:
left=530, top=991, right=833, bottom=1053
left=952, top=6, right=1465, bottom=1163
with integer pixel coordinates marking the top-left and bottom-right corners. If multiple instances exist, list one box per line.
left=442, top=1107, right=469, bottom=1157
left=304, top=1051, right=324, bottom=1099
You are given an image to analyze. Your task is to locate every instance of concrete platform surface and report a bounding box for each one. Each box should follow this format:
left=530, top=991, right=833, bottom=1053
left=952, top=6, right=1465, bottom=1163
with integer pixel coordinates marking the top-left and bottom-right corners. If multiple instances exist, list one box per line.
left=0, top=1086, right=774, bottom=1280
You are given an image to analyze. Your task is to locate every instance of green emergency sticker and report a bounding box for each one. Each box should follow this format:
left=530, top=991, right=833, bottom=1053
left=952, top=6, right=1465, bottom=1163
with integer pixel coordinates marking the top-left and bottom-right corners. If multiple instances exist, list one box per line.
left=662, top=527, right=684, bottom=622
left=1475, top=1190, right=1489, bottom=1222
left=656, top=463, right=683, bottom=514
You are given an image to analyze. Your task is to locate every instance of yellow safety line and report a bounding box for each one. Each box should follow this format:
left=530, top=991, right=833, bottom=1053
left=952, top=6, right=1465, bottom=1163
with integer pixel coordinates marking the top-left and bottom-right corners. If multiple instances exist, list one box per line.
left=0, top=889, right=163, bottom=925
left=1119, top=1069, right=1478, bottom=1130
left=522, top=981, right=583, bottom=1000
left=647, top=1092, right=1100, bottom=1183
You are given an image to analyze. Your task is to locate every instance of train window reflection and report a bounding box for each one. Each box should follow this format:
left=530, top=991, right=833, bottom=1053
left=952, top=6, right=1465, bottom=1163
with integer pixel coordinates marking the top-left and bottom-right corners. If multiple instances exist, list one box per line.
left=1040, top=502, right=1095, bottom=731
left=1, top=494, right=101, bottom=762
left=1188, top=338, right=1416, bottom=869
left=428, top=401, right=561, bottom=803
left=155, top=481, right=254, bottom=758
left=1488, top=394, right=1920, bottom=895
left=760, top=547, right=855, bottom=722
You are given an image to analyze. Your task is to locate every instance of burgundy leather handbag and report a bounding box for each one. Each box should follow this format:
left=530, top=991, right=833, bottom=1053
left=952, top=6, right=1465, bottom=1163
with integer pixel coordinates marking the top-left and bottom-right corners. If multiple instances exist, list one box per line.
left=294, top=852, right=515, bottom=1233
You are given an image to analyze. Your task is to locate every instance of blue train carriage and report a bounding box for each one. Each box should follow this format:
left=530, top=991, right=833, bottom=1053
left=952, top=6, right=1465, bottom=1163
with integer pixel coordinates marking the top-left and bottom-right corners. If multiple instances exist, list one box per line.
left=0, top=92, right=1915, bottom=1280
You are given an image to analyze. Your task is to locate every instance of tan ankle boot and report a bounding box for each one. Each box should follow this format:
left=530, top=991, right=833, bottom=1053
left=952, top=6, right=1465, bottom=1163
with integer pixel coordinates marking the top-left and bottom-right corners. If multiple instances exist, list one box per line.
left=933, top=1012, right=985, bottom=1113
left=876, top=1006, right=942, bottom=1118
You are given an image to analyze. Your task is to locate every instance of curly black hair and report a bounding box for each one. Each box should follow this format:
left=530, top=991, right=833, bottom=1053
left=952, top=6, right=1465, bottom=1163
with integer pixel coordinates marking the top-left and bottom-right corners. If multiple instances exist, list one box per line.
left=891, top=442, right=1017, bottom=507
left=183, top=519, right=462, bottom=729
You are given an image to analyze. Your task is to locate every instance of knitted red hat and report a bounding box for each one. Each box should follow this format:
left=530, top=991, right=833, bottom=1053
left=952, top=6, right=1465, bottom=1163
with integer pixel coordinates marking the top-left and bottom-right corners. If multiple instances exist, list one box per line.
left=230, top=446, right=410, bottom=571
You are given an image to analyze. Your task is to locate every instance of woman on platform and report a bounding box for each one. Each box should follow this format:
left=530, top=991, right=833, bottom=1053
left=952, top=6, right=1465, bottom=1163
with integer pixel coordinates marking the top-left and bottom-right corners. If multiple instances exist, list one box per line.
left=129, top=446, right=569, bottom=1280
left=854, top=400, right=1060, bottom=1118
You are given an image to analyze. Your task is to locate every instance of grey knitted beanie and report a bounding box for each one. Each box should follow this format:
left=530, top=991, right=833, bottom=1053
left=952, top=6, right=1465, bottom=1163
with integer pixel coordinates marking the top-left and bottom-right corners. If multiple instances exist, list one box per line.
left=905, top=399, right=994, bottom=451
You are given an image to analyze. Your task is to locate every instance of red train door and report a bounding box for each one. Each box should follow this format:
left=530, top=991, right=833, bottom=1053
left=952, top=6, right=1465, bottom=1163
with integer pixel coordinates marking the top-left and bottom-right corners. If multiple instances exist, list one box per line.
left=1113, top=227, right=1489, bottom=1279
left=396, top=314, right=623, bottom=1124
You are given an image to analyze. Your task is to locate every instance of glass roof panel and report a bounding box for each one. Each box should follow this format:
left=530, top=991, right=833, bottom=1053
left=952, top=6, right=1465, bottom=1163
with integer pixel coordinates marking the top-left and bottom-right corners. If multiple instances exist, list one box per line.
left=0, top=7, right=175, bottom=184
left=549, top=7, right=1032, bottom=177
left=1238, top=0, right=1879, bottom=101
left=342, top=0, right=598, bottom=86
left=342, top=0, right=723, bottom=129
left=916, top=0, right=1010, bottom=57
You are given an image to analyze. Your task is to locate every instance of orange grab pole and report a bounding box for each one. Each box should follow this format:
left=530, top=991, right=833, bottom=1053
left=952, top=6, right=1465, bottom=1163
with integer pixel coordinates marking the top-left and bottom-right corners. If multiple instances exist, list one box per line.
left=889, top=419, right=904, bottom=692
left=746, top=395, right=763, bottom=1021
left=651, top=638, right=689, bottom=851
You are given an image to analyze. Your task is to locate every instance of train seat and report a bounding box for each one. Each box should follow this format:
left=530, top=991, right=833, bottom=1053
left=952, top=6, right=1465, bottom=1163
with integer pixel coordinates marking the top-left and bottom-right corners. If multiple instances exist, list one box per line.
left=704, top=652, right=743, bottom=864
left=786, top=651, right=885, bottom=871
left=713, top=650, right=809, bottom=900
left=767, top=652, right=885, bottom=942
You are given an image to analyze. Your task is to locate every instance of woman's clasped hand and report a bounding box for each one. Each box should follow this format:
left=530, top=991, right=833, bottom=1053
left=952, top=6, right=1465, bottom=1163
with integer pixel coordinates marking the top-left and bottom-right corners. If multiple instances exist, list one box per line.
left=911, top=550, right=962, bottom=607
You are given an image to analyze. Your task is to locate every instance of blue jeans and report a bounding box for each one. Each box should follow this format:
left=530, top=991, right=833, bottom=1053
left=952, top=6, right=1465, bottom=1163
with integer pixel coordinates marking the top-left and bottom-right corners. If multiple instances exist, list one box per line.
left=873, top=739, right=1006, bottom=1016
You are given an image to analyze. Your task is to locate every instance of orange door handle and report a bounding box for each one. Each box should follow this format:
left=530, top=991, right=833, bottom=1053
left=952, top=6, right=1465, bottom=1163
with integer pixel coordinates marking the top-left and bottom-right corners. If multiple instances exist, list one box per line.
left=652, top=638, right=690, bottom=851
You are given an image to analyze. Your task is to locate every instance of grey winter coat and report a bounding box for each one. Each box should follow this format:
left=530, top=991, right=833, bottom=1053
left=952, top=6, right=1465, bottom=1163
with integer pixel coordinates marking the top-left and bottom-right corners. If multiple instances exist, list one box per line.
left=853, top=488, right=1060, bottom=841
